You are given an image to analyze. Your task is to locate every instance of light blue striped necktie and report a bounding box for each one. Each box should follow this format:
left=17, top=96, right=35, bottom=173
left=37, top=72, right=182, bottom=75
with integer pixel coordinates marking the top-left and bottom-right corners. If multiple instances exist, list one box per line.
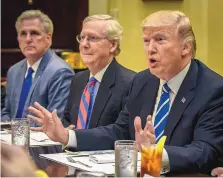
left=154, top=83, right=171, bottom=143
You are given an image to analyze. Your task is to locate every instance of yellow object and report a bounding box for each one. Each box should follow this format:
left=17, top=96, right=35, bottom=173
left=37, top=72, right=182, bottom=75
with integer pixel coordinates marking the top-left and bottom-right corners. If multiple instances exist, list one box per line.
left=62, top=52, right=87, bottom=69
left=140, top=136, right=167, bottom=177
left=35, top=170, right=49, bottom=178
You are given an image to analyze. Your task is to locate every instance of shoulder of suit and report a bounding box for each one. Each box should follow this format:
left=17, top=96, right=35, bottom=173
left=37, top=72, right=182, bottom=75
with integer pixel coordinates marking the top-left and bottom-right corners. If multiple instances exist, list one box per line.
left=194, top=59, right=223, bottom=88
left=46, top=54, right=73, bottom=72
left=7, top=59, right=26, bottom=73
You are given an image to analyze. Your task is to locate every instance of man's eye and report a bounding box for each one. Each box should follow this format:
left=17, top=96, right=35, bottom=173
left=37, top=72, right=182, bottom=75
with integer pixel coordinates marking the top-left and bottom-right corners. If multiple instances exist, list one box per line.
left=20, top=32, right=26, bottom=36
left=89, top=36, right=98, bottom=41
left=157, top=36, right=166, bottom=41
left=31, top=31, right=39, bottom=36
left=80, top=35, right=85, bottom=40
left=143, top=39, right=150, bottom=45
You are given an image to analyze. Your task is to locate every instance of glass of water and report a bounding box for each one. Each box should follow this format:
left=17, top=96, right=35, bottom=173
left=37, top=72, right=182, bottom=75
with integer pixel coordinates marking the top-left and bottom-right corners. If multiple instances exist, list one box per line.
left=11, top=118, right=30, bottom=152
left=115, top=140, right=137, bottom=177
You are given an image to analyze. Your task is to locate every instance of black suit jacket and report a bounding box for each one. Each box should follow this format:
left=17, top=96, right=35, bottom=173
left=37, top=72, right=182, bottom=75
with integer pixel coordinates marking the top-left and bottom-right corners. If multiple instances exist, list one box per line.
left=62, top=59, right=135, bottom=128
left=75, top=59, right=223, bottom=174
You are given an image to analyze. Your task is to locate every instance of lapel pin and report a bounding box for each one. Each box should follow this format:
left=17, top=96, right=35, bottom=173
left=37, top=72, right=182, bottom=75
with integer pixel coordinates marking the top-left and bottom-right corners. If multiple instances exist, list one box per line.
left=181, top=97, right=186, bottom=103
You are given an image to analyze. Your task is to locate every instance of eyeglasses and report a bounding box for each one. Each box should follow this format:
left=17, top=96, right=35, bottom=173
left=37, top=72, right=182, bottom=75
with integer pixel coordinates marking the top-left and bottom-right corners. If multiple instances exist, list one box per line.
left=76, top=34, right=107, bottom=43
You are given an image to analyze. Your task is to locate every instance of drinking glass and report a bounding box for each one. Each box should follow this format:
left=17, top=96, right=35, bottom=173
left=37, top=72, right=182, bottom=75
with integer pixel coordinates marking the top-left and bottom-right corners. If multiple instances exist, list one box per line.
left=140, top=136, right=167, bottom=177
left=76, top=171, right=107, bottom=177
left=115, top=140, right=137, bottom=177
left=11, top=118, right=30, bottom=152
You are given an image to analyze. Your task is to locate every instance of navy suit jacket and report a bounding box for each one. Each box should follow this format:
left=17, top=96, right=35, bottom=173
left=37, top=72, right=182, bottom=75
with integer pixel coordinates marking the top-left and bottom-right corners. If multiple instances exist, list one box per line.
left=1, top=49, right=74, bottom=126
left=74, top=59, right=223, bottom=174
left=62, top=59, right=136, bottom=128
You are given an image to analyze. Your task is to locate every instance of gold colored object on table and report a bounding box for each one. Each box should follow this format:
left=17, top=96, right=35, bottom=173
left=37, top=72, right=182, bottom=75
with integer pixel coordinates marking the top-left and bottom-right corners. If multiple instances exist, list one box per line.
left=62, top=52, right=87, bottom=69
left=140, top=136, right=167, bottom=177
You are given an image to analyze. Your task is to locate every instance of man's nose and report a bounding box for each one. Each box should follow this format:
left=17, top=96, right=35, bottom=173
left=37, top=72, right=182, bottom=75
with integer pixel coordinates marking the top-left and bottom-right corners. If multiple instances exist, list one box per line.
left=147, top=40, right=156, bottom=54
left=81, top=36, right=89, bottom=46
left=25, top=34, right=32, bottom=42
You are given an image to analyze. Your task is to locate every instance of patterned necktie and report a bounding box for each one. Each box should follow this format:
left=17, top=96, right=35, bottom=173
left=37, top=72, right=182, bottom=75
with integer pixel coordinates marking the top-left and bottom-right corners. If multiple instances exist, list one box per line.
left=16, top=67, right=34, bottom=118
left=154, top=83, right=171, bottom=143
left=77, top=77, right=97, bottom=129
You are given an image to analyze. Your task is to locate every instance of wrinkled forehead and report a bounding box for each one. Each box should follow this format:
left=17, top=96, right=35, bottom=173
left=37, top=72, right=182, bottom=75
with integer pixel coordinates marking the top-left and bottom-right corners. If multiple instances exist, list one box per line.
left=142, top=25, right=178, bottom=38
left=81, top=20, right=107, bottom=36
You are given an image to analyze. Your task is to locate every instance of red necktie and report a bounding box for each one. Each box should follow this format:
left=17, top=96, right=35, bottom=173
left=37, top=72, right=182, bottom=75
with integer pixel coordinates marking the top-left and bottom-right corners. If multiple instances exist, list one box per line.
left=77, top=77, right=97, bottom=129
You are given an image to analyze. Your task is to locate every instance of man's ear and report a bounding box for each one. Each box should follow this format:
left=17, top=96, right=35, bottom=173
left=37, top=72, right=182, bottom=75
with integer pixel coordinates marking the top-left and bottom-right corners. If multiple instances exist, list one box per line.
left=109, top=40, right=118, bottom=53
left=181, top=42, right=192, bottom=56
left=46, top=33, right=52, bottom=46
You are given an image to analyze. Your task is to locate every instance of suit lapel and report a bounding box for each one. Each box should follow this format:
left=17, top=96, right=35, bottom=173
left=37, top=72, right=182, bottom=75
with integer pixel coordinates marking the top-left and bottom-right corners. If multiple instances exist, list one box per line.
left=140, top=76, right=160, bottom=129
left=13, top=61, right=27, bottom=117
left=88, top=60, right=117, bottom=128
left=165, top=61, right=198, bottom=144
left=25, top=49, right=53, bottom=108
left=71, top=71, right=90, bottom=125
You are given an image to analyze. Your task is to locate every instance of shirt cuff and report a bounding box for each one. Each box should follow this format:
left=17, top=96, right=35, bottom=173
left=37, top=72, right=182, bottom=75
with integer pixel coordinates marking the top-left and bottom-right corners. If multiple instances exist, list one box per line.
left=64, top=130, right=77, bottom=148
left=162, top=148, right=170, bottom=173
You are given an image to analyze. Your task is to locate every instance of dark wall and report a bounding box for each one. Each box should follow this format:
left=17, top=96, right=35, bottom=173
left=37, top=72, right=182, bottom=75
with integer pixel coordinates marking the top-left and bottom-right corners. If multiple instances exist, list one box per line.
left=1, top=0, right=88, bottom=77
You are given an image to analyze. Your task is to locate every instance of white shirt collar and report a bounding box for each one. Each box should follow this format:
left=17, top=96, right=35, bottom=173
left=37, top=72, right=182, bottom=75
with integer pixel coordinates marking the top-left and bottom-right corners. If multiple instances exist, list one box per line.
left=161, top=61, right=191, bottom=94
left=89, top=61, right=112, bottom=82
left=27, top=58, right=42, bottom=73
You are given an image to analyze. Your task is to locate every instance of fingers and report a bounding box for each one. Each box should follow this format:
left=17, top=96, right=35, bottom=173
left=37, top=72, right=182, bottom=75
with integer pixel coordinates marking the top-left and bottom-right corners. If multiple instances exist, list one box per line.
left=212, top=167, right=223, bottom=177
left=30, top=127, right=43, bottom=132
left=144, top=115, right=155, bottom=134
left=28, top=106, right=44, bottom=119
left=27, top=114, right=43, bottom=125
left=67, top=125, right=75, bottom=130
left=134, top=116, right=143, bottom=133
left=34, top=102, right=52, bottom=119
left=52, top=109, right=61, bottom=126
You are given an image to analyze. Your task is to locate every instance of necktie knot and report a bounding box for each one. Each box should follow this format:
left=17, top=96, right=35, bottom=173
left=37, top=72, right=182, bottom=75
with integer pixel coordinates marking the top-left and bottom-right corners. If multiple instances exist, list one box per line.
left=162, top=83, right=170, bottom=93
left=88, top=77, right=97, bottom=86
left=27, top=67, right=34, bottom=77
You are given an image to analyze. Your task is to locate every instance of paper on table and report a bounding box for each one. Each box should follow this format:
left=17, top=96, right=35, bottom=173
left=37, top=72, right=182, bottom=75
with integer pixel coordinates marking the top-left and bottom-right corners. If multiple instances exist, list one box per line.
left=40, top=153, right=116, bottom=175
left=89, top=152, right=141, bottom=163
left=0, top=132, right=61, bottom=147
left=40, top=152, right=142, bottom=175
left=31, top=132, right=51, bottom=142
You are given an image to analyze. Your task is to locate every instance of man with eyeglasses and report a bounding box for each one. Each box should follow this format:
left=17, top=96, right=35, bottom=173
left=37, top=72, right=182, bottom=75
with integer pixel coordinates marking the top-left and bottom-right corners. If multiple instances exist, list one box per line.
left=30, top=14, right=135, bottom=130
left=1, top=10, right=74, bottom=126
left=29, top=11, right=223, bottom=175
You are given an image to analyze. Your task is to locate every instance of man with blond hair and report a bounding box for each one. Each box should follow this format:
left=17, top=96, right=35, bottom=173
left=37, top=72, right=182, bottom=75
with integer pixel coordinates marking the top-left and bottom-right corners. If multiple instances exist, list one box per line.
left=29, top=10, right=223, bottom=175
left=1, top=10, right=74, bottom=126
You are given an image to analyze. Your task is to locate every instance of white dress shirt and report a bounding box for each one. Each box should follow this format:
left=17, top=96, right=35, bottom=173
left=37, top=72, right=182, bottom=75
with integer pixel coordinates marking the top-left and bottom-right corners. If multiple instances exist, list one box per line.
left=66, top=61, right=111, bottom=147
left=25, top=58, right=42, bottom=79
left=153, top=61, right=191, bottom=171
left=66, top=61, right=191, bottom=172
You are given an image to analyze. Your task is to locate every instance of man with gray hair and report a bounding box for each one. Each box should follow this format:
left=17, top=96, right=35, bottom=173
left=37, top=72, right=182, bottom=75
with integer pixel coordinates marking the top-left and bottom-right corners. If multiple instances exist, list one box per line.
left=1, top=10, right=74, bottom=126
left=29, top=14, right=135, bottom=129
left=29, top=10, right=223, bottom=175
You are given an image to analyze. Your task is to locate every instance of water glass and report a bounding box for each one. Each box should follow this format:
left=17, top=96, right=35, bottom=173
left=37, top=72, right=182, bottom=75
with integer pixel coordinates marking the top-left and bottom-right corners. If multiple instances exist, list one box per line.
left=115, top=140, right=137, bottom=177
left=76, top=171, right=107, bottom=177
left=11, top=118, right=30, bottom=151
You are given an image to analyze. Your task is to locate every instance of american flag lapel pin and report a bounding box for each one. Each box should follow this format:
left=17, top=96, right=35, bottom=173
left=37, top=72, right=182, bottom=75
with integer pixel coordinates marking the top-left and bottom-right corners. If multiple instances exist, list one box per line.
left=181, top=97, right=186, bottom=103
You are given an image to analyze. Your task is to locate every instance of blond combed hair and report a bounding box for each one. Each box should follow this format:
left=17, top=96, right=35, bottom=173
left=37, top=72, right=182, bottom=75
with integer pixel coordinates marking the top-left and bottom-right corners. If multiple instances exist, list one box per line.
left=142, top=10, right=196, bottom=58
left=15, top=10, right=53, bottom=35
left=83, top=14, right=123, bottom=56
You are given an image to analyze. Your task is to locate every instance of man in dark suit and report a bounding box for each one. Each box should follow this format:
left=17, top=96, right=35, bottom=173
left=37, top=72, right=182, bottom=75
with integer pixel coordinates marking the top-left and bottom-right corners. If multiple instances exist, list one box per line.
left=28, top=10, right=223, bottom=174
left=1, top=10, right=74, bottom=126
left=61, top=14, right=135, bottom=129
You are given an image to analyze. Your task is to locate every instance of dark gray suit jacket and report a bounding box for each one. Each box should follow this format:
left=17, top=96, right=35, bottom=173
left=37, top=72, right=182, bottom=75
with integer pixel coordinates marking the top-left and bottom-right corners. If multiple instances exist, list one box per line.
left=62, top=59, right=136, bottom=128
left=1, top=49, right=74, bottom=126
left=74, top=59, right=223, bottom=174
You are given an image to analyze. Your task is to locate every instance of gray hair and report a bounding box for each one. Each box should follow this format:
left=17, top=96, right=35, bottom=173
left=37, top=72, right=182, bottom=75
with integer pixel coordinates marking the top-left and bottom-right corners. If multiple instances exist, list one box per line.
left=142, top=10, right=196, bottom=58
left=15, top=10, right=53, bottom=35
left=83, top=14, right=123, bottom=56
